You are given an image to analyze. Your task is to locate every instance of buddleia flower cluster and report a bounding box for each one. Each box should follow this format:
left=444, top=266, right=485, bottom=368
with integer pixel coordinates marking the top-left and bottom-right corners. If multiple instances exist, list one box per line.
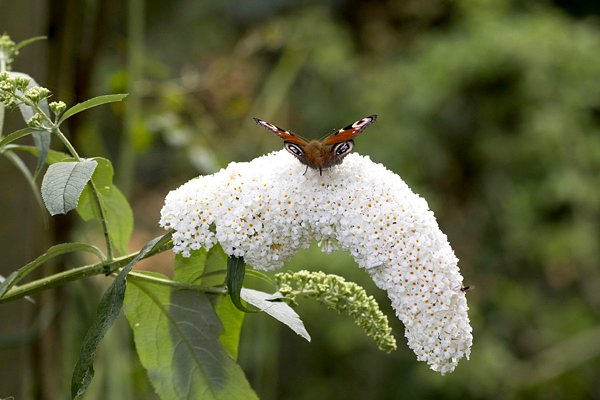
left=160, top=149, right=473, bottom=374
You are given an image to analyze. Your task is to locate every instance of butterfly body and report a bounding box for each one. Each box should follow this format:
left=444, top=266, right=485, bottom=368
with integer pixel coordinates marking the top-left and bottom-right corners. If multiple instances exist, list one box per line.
left=254, top=115, right=377, bottom=174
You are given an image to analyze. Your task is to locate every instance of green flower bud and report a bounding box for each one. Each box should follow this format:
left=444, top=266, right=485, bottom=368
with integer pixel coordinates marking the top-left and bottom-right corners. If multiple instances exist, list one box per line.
left=0, top=74, right=15, bottom=93
left=49, top=101, right=67, bottom=117
left=0, top=34, right=17, bottom=65
left=24, top=86, right=51, bottom=104
left=0, top=95, right=19, bottom=109
left=26, top=113, right=45, bottom=128
left=13, top=76, right=31, bottom=92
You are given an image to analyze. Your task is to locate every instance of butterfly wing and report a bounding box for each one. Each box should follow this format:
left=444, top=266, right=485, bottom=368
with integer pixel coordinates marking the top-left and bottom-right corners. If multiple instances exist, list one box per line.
left=322, top=115, right=377, bottom=145
left=253, top=118, right=307, bottom=146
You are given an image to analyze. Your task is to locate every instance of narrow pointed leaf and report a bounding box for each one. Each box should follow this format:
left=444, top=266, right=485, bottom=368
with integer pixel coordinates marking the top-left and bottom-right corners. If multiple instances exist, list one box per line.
left=41, top=160, right=97, bottom=215
left=58, top=94, right=128, bottom=125
left=2, top=144, right=70, bottom=164
left=0, top=243, right=104, bottom=299
left=226, top=256, right=258, bottom=313
left=71, top=233, right=169, bottom=399
left=0, top=127, right=40, bottom=148
left=123, top=273, right=258, bottom=400
left=240, top=288, right=311, bottom=342
left=15, top=35, right=47, bottom=50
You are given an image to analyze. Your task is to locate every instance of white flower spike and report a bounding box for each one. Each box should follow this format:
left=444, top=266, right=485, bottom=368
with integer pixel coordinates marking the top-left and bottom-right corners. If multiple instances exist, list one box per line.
left=160, top=150, right=472, bottom=374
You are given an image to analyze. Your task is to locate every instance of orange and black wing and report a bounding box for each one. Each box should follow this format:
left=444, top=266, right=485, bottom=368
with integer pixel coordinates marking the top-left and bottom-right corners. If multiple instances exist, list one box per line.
left=253, top=118, right=307, bottom=146
left=322, top=115, right=377, bottom=145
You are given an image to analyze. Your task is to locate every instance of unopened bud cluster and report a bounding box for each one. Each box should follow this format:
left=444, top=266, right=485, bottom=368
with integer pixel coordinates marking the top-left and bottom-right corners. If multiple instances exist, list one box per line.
left=50, top=101, right=67, bottom=117
left=24, top=86, right=51, bottom=104
left=0, top=72, right=20, bottom=109
left=276, top=270, right=397, bottom=353
left=0, top=72, right=51, bottom=111
left=0, top=34, right=17, bottom=66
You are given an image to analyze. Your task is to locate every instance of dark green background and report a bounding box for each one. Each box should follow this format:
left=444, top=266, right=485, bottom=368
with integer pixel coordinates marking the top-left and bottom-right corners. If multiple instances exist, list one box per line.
left=1, top=0, right=600, bottom=398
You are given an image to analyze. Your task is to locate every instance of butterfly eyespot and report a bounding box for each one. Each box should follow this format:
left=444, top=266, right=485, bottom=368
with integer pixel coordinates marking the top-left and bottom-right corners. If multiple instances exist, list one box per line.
left=333, top=141, right=354, bottom=156
left=285, top=143, right=304, bottom=157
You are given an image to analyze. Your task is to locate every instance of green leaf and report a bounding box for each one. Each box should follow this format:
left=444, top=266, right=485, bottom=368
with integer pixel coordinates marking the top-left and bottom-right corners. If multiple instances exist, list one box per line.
left=58, top=94, right=128, bottom=126
left=0, top=127, right=40, bottom=148
left=226, top=256, right=258, bottom=313
left=71, top=233, right=169, bottom=399
left=77, top=158, right=133, bottom=255
left=0, top=243, right=104, bottom=299
left=15, top=35, right=47, bottom=50
left=212, top=296, right=245, bottom=360
left=41, top=160, right=98, bottom=216
left=174, top=245, right=228, bottom=286
left=123, top=273, right=258, bottom=400
left=173, top=249, right=208, bottom=285
left=174, top=246, right=244, bottom=359
left=2, top=144, right=70, bottom=164
left=240, top=288, right=311, bottom=342
left=203, top=245, right=228, bottom=285
left=203, top=247, right=244, bottom=358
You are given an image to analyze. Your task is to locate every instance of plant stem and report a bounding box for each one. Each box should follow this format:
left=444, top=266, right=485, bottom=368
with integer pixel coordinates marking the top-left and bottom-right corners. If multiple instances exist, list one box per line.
left=30, top=101, right=81, bottom=160
left=52, top=121, right=114, bottom=259
left=0, top=242, right=173, bottom=305
left=32, top=100, right=115, bottom=260
left=86, top=178, right=114, bottom=260
left=126, top=271, right=228, bottom=294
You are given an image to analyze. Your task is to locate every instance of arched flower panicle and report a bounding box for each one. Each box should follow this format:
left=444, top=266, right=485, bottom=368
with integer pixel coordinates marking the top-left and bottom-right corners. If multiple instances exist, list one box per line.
left=160, top=150, right=472, bottom=373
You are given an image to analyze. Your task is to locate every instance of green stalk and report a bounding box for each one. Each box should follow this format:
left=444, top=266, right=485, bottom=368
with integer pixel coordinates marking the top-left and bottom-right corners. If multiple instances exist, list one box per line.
left=126, top=271, right=227, bottom=294
left=0, top=242, right=173, bottom=305
left=31, top=99, right=115, bottom=260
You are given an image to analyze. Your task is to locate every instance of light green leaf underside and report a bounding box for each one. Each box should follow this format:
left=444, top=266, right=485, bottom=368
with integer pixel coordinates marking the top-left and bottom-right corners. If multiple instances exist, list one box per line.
left=241, top=288, right=311, bottom=342
left=41, top=160, right=97, bottom=215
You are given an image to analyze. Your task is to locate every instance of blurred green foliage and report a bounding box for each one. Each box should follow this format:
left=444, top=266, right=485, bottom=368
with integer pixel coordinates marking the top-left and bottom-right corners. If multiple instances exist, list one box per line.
left=1, top=0, right=600, bottom=399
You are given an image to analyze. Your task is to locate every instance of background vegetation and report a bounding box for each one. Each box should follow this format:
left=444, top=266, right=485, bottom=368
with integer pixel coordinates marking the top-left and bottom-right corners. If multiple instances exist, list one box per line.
left=1, top=0, right=600, bottom=398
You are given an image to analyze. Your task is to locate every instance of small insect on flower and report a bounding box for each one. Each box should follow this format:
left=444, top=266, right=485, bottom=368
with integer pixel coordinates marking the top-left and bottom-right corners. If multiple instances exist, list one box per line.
left=460, top=284, right=474, bottom=293
left=254, top=116, right=377, bottom=174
